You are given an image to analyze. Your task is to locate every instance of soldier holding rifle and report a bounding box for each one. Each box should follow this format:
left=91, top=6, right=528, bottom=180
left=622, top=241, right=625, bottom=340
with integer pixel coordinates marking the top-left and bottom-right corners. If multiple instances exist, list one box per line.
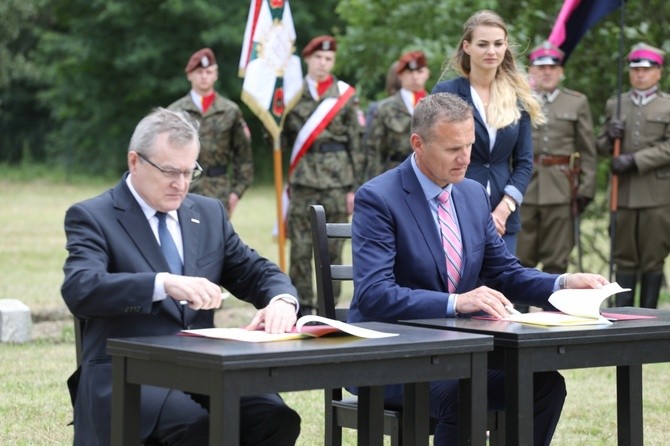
left=518, top=42, right=597, bottom=276
left=597, top=42, right=670, bottom=309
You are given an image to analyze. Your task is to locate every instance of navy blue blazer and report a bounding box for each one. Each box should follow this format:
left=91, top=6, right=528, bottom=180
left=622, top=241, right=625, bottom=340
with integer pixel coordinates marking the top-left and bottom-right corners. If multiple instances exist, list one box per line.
left=347, top=159, right=557, bottom=324
left=62, top=176, right=297, bottom=445
left=431, top=77, right=533, bottom=234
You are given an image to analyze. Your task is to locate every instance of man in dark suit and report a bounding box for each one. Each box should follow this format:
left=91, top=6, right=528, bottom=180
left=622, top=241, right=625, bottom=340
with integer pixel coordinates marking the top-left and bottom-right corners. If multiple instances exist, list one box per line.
left=347, top=93, right=608, bottom=446
left=61, top=108, right=300, bottom=446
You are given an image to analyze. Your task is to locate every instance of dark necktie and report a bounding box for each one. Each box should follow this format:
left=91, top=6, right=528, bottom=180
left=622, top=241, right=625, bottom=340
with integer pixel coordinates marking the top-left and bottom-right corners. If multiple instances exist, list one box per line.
left=156, top=212, right=183, bottom=275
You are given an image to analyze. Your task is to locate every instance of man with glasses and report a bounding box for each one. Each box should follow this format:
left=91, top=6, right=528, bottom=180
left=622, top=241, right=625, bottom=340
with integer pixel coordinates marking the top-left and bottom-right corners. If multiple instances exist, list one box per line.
left=61, top=107, right=301, bottom=446
left=168, top=48, right=253, bottom=217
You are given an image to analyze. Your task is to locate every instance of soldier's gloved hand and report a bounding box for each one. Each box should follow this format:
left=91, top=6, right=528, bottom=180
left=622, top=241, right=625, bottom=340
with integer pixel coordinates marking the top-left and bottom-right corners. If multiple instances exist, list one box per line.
left=606, top=119, right=625, bottom=142
left=575, top=196, right=592, bottom=214
left=611, top=153, right=637, bottom=174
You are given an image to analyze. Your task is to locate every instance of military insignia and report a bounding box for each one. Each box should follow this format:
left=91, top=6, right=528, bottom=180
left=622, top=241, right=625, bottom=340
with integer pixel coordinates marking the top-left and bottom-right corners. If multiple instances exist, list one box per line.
left=201, top=56, right=210, bottom=68
left=408, top=60, right=418, bottom=70
left=322, top=41, right=331, bottom=51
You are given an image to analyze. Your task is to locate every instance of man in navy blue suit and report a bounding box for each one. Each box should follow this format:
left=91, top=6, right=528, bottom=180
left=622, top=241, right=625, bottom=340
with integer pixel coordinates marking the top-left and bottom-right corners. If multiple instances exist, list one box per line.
left=348, top=93, right=608, bottom=446
left=62, top=108, right=300, bottom=446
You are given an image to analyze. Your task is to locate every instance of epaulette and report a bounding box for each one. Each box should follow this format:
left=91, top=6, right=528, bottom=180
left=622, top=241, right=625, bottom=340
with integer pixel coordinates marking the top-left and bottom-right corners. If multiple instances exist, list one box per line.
left=561, top=88, right=587, bottom=99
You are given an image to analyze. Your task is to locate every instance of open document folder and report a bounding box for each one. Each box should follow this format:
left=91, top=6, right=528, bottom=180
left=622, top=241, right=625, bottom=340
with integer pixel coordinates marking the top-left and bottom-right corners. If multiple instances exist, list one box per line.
left=181, top=315, right=399, bottom=342
left=504, top=282, right=631, bottom=327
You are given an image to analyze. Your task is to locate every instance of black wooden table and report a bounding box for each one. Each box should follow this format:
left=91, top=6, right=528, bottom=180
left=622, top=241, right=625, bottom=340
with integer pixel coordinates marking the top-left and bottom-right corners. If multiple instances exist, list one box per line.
left=108, top=322, right=493, bottom=445
left=401, top=307, right=670, bottom=445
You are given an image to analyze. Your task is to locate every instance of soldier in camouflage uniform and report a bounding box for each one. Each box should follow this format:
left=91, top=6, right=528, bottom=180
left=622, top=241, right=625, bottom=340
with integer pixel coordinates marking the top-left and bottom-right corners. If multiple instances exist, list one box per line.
left=518, top=42, right=597, bottom=275
left=598, top=43, right=670, bottom=309
left=168, top=48, right=253, bottom=217
left=282, top=36, right=364, bottom=313
left=366, top=51, right=431, bottom=179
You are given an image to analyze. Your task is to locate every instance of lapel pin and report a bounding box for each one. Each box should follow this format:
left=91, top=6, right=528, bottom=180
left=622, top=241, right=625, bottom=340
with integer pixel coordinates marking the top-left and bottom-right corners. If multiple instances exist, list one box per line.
left=191, top=218, right=200, bottom=224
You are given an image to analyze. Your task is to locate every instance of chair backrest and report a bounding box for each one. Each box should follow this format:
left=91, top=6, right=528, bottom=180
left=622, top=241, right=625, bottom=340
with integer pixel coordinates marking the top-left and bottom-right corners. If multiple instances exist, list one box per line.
left=310, top=204, right=352, bottom=321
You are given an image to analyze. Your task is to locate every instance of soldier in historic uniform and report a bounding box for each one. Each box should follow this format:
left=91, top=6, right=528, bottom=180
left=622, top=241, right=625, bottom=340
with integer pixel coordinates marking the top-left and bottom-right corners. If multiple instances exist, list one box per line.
left=598, top=42, right=670, bottom=308
left=282, top=35, right=364, bottom=313
left=168, top=48, right=253, bottom=217
left=518, top=42, right=597, bottom=275
left=366, top=51, right=431, bottom=179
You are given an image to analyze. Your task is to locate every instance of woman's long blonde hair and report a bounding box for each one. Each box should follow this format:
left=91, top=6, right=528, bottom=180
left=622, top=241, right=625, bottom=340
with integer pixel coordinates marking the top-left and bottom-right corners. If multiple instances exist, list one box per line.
left=447, top=10, right=544, bottom=128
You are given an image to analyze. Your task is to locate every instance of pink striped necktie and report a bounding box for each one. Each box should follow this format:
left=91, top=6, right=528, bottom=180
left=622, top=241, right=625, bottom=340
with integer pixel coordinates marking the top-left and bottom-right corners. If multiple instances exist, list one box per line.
left=437, top=191, right=462, bottom=292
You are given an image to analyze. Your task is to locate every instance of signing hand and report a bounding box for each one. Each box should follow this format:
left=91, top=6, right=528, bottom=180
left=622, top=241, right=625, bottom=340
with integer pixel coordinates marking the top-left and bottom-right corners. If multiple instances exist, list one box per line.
left=163, top=275, right=224, bottom=310
left=455, top=286, right=514, bottom=319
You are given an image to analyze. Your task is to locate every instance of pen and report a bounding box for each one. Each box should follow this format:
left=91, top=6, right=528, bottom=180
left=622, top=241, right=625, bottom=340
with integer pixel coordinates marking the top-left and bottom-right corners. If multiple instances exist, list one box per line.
left=505, top=304, right=521, bottom=315
left=179, top=300, right=187, bottom=328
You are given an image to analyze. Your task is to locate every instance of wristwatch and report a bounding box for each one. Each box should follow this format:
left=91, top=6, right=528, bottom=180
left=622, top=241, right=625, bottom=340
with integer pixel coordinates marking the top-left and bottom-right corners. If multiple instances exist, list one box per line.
left=503, top=197, right=517, bottom=213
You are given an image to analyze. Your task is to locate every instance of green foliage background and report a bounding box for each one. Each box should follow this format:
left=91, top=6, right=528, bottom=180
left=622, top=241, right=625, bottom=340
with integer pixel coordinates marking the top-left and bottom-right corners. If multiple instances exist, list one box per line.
left=2, top=0, right=670, bottom=181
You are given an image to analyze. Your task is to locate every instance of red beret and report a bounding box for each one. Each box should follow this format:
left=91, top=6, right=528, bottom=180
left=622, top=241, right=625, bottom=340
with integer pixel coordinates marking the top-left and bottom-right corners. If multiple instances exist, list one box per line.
left=302, top=35, right=337, bottom=57
left=185, top=48, right=217, bottom=74
left=396, top=51, right=428, bottom=74
left=529, top=42, right=564, bottom=66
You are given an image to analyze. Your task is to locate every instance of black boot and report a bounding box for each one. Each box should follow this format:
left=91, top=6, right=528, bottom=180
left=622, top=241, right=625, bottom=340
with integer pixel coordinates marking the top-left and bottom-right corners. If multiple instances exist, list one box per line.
left=615, top=272, right=637, bottom=307
left=640, top=272, right=664, bottom=309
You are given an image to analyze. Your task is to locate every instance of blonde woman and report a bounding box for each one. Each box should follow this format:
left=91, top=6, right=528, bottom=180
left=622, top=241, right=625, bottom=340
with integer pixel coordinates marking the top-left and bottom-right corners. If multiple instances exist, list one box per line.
left=432, top=10, right=543, bottom=254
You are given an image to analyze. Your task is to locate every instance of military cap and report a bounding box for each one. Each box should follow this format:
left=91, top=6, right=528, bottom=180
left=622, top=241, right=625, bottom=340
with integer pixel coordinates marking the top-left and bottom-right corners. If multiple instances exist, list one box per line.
left=185, top=48, right=217, bottom=74
left=628, top=42, right=665, bottom=68
left=529, top=42, right=564, bottom=66
left=396, top=51, right=428, bottom=74
left=301, top=35, right=337, bottom=57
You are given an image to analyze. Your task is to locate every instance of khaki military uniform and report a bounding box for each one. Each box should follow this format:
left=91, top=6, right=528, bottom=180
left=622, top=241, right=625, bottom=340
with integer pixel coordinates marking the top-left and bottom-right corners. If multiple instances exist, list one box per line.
left=168, top=93, right=253, bottom=210
left=282, top=77, right=363, bottom=310
left=517, top=88, right=597, bottom=273
left=366, top=92, right=413, bottom=179
left=597, top=90, right=670, bottom=274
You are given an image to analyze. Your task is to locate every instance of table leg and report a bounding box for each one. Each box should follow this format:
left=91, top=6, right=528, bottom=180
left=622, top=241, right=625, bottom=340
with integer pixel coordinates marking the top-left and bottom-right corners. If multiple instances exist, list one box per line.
left=357, top=386, right=384, bottom=446
left=209, top=379, right=239, bottom=445
left=110, top=357, right=140, bottom=446
left=505, top=350, right=534, bottom=445
left=458, top=351, right=487, bottom=446
left=402, top=382, right=430, bottom=446
left=616, top=364, right=643, bottom=446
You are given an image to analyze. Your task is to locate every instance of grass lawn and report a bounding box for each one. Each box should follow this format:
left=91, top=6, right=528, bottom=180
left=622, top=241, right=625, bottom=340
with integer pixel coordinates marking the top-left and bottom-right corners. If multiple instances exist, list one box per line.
left=1, top=175, right=669, bottom=445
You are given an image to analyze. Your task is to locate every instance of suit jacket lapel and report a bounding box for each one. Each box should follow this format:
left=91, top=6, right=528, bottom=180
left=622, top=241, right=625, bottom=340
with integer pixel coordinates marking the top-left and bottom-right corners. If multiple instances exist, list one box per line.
left=177, top=197, right=201, bottom=326
left=399, top=162, right=448, bottom=283
left=112, top=180, right=168, bottom=274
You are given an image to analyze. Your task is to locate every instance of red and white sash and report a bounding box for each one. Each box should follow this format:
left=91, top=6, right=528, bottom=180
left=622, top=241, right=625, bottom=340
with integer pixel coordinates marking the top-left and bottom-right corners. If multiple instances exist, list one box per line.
left=288, top=80, right=356, bottom=175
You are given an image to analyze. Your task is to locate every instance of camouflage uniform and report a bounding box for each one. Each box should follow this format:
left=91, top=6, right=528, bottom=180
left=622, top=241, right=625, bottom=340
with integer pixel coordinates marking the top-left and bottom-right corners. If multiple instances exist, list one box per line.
left=168, top=93, right=253, bottom=210
left=282, top=77, right=364, bottom=310
left=365, top=92, right=413, bottom=179
left=517, top=88, right=597, bottom=273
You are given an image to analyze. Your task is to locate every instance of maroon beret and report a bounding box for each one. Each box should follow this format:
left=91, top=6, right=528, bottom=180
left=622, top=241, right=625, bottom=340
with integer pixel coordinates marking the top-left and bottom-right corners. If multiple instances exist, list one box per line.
left=185, top=48, right=217, bottom=74
left=301, top=35, right=337, bottom=57
left=396, top=51, right=428, bottom=74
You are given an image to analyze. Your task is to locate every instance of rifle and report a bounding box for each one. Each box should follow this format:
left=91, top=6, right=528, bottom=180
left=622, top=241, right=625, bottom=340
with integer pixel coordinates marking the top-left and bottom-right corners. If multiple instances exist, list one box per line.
left=568, top=152, right=583, bottom=271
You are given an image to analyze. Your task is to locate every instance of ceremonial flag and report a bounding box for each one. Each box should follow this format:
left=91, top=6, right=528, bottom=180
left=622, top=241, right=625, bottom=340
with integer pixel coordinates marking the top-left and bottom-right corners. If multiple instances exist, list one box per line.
left=548, top=0, right=624, bottom=63
left=239, top=0, right=303, bottom=140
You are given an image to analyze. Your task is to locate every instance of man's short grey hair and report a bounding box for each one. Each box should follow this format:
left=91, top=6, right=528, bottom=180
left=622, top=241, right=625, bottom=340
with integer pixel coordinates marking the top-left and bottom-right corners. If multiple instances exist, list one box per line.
left=128, top=107, right=200, bottom=155
left=411, top=93, right=473, bottom=141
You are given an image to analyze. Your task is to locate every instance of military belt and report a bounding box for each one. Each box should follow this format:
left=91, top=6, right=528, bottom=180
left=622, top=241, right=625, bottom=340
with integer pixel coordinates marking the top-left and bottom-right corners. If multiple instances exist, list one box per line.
left=205, top=166, right=227, bottom=177
left=313, top=141, right=348, bottom=153
left=534, top=155, right=571, bottom=166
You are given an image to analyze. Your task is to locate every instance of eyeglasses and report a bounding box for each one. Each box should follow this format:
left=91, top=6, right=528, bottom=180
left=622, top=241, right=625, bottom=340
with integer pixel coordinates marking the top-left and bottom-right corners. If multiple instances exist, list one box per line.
left=136, top=152, right=203, bottom=182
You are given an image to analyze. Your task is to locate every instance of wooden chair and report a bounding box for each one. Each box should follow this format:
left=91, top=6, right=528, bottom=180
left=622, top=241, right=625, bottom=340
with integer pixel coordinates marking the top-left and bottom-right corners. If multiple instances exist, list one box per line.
left=309, top=204, right=505, bottom=445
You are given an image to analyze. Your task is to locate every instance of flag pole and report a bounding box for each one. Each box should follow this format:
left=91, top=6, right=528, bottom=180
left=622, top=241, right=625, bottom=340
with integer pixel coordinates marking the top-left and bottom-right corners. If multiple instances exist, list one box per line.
left=273, top=135, right=287, bottom=271
left=608, top=0, right=625, bottom=303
